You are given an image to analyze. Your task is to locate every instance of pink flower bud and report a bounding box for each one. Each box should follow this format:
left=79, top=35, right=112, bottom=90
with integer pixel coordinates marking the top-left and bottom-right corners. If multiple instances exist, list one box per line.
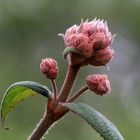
left=86, top=74, right=111, bottom=95
left=40, top=58, right=59, bottom=79
left=65, top=18, right=113, bottom=54
left=89, top=47, right=114, bottom=66
left=59, top=18, right=115, bottom=66
left=65, top=33, right=93, bottom=58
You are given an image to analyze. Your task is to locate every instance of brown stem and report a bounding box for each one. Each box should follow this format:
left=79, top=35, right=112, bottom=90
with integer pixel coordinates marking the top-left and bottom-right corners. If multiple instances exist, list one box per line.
left=28, top=111, right=53, bottom=140
left=28, top=112, right=53, bottom=140
left=51, top=79, right=58, bottom=100
left=68, top=86, right=89, bottom=102
left=58, top=64, right=80, bottom=102
left=28, top=64, right=80, bottom=139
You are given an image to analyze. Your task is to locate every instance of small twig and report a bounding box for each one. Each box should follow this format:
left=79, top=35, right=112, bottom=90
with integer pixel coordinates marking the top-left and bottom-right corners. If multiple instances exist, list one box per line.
left=68, top=86, right=89, bottom=102
left=51, top=80, right=58, bottom=99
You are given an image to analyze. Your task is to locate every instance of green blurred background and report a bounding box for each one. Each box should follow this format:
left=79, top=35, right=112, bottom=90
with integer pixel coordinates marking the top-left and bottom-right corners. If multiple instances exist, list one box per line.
left=0, top=0, right=140, bottom=139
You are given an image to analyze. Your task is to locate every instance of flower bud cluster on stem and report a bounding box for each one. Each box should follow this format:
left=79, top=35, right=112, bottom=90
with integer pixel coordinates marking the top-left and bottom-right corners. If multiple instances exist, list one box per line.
left=28, top=18, right=115, bottom=140
left=59, top=18, right=115, bottom=66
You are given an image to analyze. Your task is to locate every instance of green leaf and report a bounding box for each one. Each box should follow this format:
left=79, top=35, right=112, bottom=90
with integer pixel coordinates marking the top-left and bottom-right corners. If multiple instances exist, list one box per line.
left=1, top=81, right=52, bottom=129
left=64, top=103, right=124, bottom=140
left=63, top=47, right=81, bottom=59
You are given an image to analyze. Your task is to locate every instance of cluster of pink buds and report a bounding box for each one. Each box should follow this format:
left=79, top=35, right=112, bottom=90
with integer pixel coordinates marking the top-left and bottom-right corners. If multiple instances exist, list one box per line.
left=59, top=18, right=115, bottom=67
left=40, top=18, right=115, bottom=97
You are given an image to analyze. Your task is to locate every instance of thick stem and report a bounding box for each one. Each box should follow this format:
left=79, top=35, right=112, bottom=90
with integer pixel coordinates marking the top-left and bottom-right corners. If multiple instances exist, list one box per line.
left=58, top=64, right=80, bottom=102
left=28, top=64, right=80, bottom=139
left=28, top=112, right=53, bottom=140
left=68, top=86, right=88, bottom=102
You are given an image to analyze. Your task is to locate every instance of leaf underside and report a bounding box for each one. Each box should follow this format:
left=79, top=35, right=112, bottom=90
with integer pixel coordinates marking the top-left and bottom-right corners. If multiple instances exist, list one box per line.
left=64, top=103, right=124, bottom=140
left=1, top=81, right=51, bottom=129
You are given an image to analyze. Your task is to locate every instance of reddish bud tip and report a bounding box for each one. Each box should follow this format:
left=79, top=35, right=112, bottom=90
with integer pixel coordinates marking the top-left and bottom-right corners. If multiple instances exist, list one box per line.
left=40, top=58, right=59, bottom=79
left=86, top=74, right=111, bottom=95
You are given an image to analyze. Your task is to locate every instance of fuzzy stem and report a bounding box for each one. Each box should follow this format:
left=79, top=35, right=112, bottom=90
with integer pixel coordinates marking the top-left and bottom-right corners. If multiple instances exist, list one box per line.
left=68, top=86, right=88, bottom=102
left=28, top=64, right=80, bottom=139
left=58, top=64, right=80, bottom=102
left=51, top=80, right=58, bottom=99
left=28, top=112, right=53, bottom=140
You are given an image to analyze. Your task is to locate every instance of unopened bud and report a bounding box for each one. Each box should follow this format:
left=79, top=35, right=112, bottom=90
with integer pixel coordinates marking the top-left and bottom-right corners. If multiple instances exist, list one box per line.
left=59, top=18, right=115, bottom=66
left=86, top=74, right=111, bottom=95
left=89, top=47, right=114, bottom=66
left=40, top=58, right=59, bottom=79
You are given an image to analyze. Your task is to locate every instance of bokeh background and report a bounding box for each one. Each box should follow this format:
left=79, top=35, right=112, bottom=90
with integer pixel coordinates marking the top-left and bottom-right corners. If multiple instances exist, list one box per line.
left=0, top=0, right=140, bottom=139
